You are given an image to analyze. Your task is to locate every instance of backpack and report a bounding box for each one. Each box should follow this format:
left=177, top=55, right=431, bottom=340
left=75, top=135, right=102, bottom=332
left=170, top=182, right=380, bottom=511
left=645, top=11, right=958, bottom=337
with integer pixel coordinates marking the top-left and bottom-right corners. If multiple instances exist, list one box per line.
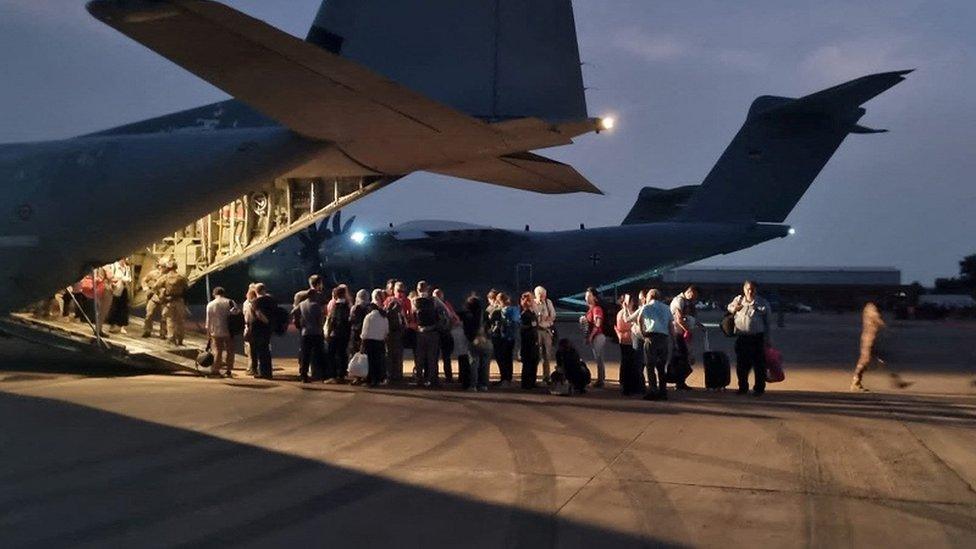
left=601, top=303, right=620, bottom=343
left=228, top=302, right=245, bottom=337
left=385, top=299, right=405, bottom=333
left=414, top=296, right=439, bottom=329
left=488, top=308, right=508, bottom=338
left=576, top=359, right=592, bottom=386
left=271, top=306, right=290, bottom=336
left=328, top=301, right=351, bottom=337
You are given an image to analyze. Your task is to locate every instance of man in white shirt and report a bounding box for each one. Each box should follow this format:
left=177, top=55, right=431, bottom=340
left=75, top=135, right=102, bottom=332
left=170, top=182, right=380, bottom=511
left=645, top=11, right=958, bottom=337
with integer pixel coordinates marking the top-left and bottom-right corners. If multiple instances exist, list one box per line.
left=668, top=285, right=700, bottom=390
left=205, top=286, right=238, bottom=377
left=534, top=286, right=556, bottom=382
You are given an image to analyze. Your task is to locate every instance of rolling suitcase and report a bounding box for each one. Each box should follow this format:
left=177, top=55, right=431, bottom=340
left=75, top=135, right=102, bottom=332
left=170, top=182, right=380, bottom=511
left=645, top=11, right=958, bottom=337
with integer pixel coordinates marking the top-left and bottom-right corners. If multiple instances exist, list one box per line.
left=703, top=330, right=731, bottom=390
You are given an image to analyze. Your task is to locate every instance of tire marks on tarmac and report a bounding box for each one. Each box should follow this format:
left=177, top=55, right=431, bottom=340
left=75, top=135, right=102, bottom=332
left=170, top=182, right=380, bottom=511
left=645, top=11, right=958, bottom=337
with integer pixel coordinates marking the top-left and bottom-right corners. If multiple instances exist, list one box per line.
left=459, top=400, right=560, bottom=549
left=536, top=405, right=687, bottom=545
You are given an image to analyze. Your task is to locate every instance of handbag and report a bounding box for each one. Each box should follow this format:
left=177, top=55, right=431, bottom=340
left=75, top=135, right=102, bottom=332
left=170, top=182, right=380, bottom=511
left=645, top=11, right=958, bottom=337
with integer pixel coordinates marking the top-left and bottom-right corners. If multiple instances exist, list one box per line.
left=765, top=347, right=785, bottom=383
left=348, top=352, right=369, bottom=378
left=196, top=341, right=215, bottom=369
left=720, top=313, right=736, bottom=337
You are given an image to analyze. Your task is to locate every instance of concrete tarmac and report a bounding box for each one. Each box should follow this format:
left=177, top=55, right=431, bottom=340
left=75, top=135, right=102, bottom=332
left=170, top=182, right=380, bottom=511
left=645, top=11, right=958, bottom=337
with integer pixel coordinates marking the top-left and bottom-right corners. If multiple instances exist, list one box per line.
left=0, top=313, right=974, bottom=548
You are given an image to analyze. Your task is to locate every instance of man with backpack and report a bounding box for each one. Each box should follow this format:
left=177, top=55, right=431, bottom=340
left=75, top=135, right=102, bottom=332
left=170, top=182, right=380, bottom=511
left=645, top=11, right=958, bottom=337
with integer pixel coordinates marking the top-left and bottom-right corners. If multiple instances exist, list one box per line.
left=383, top=280, right=409, bottom=384
left=292, top=275, right=327, bottom=383
left=250, top=283, right=277, bottom=379
left=325, top=285, right=352, bottom=382
left=413, top=280, right=448, bottom=388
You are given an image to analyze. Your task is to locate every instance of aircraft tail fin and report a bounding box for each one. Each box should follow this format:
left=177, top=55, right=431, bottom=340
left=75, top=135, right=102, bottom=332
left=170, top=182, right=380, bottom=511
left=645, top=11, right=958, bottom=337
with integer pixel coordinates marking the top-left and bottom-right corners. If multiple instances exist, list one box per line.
left=674, top=70, right=910, bottom=223
left=307, top=0, right=588, bottom=122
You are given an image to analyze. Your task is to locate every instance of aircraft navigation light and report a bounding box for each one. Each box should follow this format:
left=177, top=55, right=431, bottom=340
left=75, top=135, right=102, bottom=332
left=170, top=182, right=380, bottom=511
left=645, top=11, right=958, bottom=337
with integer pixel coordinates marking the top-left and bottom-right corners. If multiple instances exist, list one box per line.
left=351, top=231, right=367, bottom=244
left=788, top=228, right=796, bottom=236
left=599, top=116, right=616, bottom=132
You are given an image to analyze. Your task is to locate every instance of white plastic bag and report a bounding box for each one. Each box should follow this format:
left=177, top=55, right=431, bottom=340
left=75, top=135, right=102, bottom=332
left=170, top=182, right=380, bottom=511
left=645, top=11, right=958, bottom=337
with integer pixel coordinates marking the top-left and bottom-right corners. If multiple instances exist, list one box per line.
left=348, top=352, right=369, bottom=378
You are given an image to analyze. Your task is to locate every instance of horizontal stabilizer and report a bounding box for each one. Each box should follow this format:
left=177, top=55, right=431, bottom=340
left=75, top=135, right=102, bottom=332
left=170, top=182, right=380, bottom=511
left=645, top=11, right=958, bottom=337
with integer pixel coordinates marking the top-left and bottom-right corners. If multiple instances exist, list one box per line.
left=622, top=185, right=698, bottom=224
left=750, top=70, right=913, bottom=120
left=87, top=0, right=599, bottom=189
left=430, top=152, right=601, bottom=195
left=85, top=0, right=518, bottom=175
left=852, top=124, right=888, bottom=134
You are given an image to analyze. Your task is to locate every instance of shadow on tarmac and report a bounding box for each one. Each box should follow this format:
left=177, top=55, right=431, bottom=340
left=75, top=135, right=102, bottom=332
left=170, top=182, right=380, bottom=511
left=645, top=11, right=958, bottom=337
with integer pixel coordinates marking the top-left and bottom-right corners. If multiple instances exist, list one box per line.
left=0, top=391, right=684, bottom=548
left=0, top=337, right=160, bottom=378
left=289, top=381, right=976, bottom=427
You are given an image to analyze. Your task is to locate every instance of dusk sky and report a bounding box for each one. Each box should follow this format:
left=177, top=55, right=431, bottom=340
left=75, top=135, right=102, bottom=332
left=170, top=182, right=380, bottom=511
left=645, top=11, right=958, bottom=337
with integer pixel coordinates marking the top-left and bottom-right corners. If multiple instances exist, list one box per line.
left=2, top=1, right=974, bottom=284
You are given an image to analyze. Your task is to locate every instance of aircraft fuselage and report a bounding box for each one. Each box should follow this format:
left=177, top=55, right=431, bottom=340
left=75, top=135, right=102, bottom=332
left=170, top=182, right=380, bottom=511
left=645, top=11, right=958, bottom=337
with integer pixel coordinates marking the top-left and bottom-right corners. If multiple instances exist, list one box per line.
left=242, top=221, right=790, bottom=305
left=0, top=127, right=329, bottom=312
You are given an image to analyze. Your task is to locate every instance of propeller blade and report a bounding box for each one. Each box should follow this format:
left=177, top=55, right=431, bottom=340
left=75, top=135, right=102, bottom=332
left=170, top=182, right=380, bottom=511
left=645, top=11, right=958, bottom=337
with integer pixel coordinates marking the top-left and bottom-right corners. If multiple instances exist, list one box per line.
left=316, top=218, right=333, bottom=240
left=342, top=215, right=356, bottom=235
left=331, top=211, right=342, bottom=235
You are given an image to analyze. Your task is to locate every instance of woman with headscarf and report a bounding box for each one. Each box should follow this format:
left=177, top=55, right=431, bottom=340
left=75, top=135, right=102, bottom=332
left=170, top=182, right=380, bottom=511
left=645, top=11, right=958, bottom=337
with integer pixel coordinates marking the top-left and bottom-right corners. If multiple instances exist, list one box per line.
left=349, top=288, right=370, bottom=356
left=361, top=289, right=390, bottom=387
left=106, top=259, right=132, bottom=334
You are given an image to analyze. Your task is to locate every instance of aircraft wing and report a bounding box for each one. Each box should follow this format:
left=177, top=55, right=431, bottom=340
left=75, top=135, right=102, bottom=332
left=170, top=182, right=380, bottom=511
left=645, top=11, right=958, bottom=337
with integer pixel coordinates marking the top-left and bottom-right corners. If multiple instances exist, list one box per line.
left=430, top=152, right=603, bottom=195
left=86, top=0, right=600, bottom=193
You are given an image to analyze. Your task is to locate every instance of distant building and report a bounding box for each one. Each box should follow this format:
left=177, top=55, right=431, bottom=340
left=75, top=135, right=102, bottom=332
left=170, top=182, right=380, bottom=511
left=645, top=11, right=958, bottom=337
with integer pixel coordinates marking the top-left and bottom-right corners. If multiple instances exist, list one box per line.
left=652, top=266, right=905, bottom=311
left=918, top=294, right=976, bottom=309
left=663, top=266, right=901, bottom=287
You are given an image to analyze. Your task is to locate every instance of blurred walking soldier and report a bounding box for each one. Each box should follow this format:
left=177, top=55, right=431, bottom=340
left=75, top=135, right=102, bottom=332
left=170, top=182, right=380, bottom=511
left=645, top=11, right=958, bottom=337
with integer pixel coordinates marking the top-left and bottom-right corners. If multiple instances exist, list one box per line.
left=155, top=261, right=189, bottom=346
left=850, top=302, right=910, bottom=391
left=141, top=259, right=167, bottom=339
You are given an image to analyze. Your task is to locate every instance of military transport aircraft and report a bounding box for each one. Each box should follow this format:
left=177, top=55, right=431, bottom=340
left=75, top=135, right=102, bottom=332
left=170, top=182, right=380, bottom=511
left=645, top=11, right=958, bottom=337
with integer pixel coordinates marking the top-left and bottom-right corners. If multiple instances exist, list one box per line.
left=0, top=0, right=607, bottom=314
left=225, top=70, right=911, bottom=305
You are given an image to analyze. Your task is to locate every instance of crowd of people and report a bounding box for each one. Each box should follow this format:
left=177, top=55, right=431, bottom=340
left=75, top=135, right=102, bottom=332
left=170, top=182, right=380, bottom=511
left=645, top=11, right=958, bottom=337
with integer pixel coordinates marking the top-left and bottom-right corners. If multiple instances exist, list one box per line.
left=46, top=264, right=918, bottom=396
left=201, top=275, right=779, bottom=399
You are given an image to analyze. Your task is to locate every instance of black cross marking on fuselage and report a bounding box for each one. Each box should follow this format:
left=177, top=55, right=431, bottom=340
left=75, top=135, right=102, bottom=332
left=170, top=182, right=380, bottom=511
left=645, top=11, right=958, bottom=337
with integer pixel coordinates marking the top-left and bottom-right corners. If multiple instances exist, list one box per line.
left=589, top=253, right=601, bottom=266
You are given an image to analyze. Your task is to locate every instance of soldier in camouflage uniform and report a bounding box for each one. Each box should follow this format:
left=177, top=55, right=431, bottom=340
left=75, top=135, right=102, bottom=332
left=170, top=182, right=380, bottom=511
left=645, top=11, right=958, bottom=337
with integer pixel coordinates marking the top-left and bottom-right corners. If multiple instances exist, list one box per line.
left=155, top=262, right=189, bottom=346
left=141, top=260, right=168, bottom=339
